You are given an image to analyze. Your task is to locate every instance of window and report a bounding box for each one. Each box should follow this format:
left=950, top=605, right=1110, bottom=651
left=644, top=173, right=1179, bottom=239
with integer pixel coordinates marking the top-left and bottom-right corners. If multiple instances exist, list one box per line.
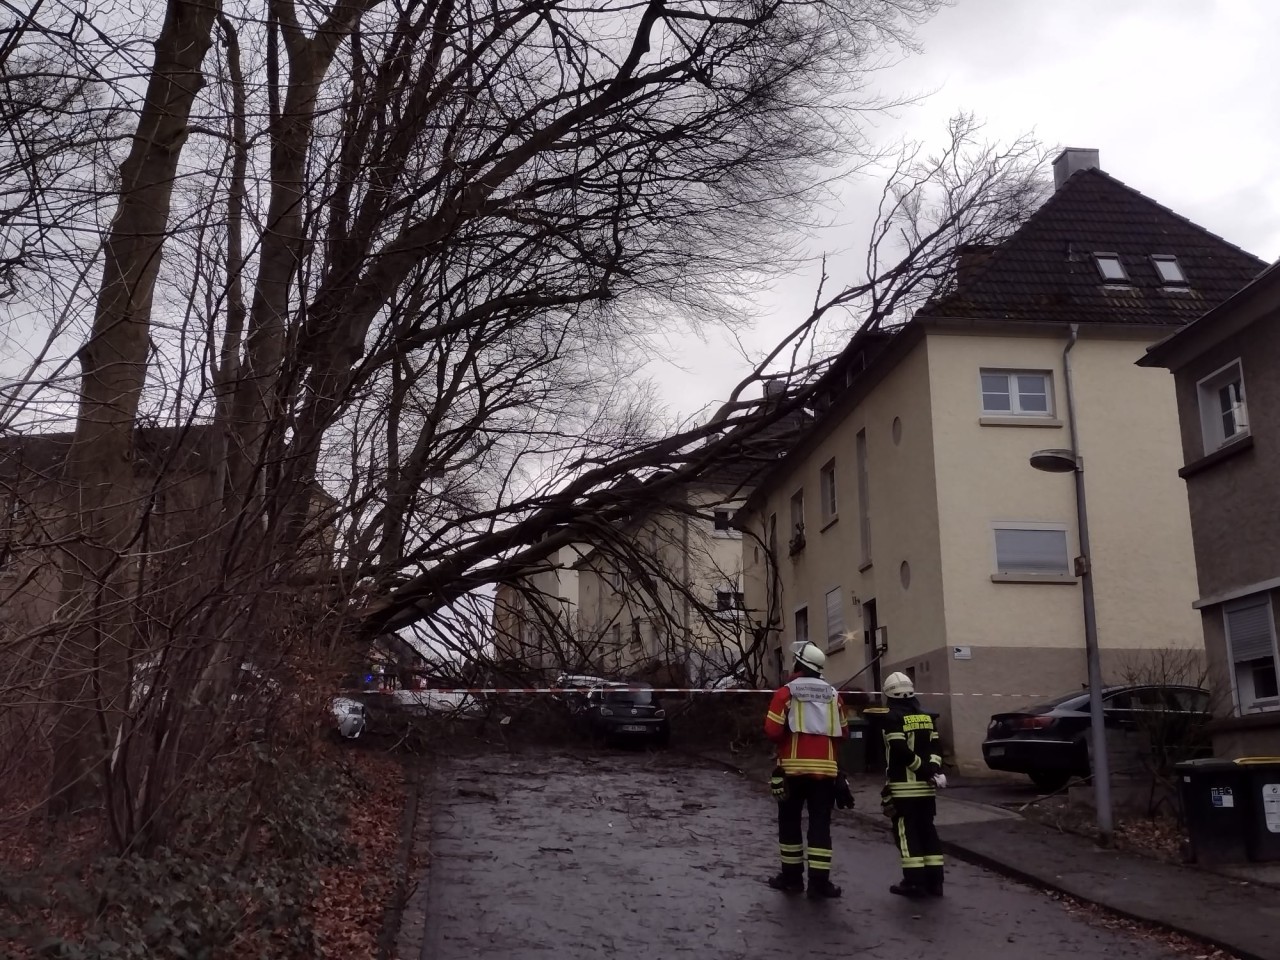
left=1151, top=254, right=1187, bottom=286
left=715, top=589, right=745, bottom=613
left=993, top=524, right=1071, bottom=577
left=1093, top=252, right=1128, bottom=283
left=819, top=460, right=837, bottom=523
left=713, top=509, right=733, bottom=531
left=1197, top=360, right=1249, bottom=453
left=1225, top=596, right=1279, bottom=712
left=789, top=490, right=805, bottom=555
left=980, top=370, right=1053, bottom=417
left=794, top=607, right=809, bottom=646
left=712, top=507, right=740, bottom=539
left=789, top=489, right=804, bottom=533
left=825, top=587, right=845, bottom=651
left=855, top=430, right=871, bottom=564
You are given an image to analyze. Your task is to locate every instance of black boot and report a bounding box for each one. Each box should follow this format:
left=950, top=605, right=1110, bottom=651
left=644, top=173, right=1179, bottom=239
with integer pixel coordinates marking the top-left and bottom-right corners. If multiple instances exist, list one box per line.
left=926, top=882, right=944, bottom=898
left=767, top=868, right=804, bottom=893
left=889, top=880, right=928, bottom=898
left=807, top=873, right=842, bottom=899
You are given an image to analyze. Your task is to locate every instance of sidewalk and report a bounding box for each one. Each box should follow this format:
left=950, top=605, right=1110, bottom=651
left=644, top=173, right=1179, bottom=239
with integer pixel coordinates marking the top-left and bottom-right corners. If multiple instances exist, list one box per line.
left=845, top=775, right=1280, bottom=960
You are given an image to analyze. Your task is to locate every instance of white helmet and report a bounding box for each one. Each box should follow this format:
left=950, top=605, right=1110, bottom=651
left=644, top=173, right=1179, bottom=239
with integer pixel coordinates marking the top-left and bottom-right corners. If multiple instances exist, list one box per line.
left=792, top=642, right=826, bottom=674
left=883, top=671, right=915, bottom=699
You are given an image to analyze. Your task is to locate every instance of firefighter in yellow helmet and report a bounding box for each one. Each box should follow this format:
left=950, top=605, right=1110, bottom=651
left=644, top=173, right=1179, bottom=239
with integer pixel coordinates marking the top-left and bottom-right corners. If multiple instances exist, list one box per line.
left=879, top=671, right=945, bottom=897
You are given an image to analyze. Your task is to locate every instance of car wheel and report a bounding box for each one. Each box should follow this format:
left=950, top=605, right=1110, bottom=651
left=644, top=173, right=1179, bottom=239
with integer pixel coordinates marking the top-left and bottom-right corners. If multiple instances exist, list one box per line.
left=655, top=725, right=671, bottom=748
left=1029, top=771, right=1069, bottom=793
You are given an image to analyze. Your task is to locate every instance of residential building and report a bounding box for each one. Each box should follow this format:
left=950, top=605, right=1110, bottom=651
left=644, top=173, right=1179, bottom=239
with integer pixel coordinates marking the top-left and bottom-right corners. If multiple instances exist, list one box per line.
left=491, top=542, right=592, bottom=672
left=739, top=149, right=1266, bottom=772
left=1138, top=260, right=1280, bottom=757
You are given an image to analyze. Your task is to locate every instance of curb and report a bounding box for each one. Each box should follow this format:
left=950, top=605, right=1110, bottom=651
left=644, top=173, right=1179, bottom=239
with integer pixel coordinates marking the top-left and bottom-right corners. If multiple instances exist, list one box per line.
left=377, top=763, right=422, bottom=960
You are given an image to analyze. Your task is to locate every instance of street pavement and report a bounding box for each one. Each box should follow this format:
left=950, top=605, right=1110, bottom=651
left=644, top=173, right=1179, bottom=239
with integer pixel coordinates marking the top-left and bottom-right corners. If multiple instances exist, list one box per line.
left=399, top=748, right=1192, bottom=959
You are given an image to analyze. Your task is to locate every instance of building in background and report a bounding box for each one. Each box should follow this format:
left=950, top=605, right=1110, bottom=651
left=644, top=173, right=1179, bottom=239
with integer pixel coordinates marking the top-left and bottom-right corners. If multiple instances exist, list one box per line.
left=1138, top=260, right=1280, bottom=757
left=740, top=149, right=1266, bottom=771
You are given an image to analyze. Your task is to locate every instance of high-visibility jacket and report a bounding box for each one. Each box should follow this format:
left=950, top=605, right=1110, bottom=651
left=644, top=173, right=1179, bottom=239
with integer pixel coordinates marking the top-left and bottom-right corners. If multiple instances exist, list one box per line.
left=882, top=699, right=941, bottom=799
left=764, top=675, right=847, bottom=777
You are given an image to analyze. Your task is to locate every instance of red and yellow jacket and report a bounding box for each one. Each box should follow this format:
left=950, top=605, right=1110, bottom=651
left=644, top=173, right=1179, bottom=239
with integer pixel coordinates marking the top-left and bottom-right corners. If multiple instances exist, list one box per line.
left=764, top=674, right=848, bottom=778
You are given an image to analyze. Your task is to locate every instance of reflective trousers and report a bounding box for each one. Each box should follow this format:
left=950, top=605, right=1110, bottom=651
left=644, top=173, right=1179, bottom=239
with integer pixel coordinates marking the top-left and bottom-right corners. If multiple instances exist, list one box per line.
left=892, top=795, right=944, bottom=890
left=777, top=775, right=835, bottom=879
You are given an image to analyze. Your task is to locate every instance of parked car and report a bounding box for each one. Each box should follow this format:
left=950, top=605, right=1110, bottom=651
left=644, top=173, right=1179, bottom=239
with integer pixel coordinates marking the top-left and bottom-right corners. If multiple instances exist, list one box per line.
left=982, top=683, right=1211, bottom=792
left=579, top=683, right=670, bottom=746
left=331, top=696, right=367, bottom=739
left=553, top=673, right=609, bottom=714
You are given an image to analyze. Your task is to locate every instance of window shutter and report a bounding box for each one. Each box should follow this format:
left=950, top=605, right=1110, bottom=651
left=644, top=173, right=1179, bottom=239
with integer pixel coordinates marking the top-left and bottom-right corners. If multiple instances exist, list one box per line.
left=994, top=528, right=1069, bottom=575
left=1226, top=601, right=1276, bottom=663
left=825, top=588, right=843, bottom=642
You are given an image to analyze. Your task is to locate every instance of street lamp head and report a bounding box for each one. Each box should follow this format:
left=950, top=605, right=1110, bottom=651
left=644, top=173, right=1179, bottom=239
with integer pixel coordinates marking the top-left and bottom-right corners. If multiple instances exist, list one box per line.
left=1029, top=448, right=1078, bottom=473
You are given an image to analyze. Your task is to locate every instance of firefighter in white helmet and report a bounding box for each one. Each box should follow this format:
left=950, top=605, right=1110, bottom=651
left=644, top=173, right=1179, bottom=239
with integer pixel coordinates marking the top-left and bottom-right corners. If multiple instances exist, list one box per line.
left=879, top=671, right=945, bottom=897
left=763, top=642, right=851, bottom=899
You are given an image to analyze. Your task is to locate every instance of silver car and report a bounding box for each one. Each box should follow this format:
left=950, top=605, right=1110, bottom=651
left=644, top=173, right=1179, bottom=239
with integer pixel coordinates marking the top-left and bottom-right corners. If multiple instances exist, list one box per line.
left=331, top=696, right=367, bottom=739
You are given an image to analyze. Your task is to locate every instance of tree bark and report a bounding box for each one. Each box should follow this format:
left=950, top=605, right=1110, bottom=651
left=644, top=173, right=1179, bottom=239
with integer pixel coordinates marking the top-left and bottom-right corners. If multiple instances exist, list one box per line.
left=49, top=0, right=221, bottom=817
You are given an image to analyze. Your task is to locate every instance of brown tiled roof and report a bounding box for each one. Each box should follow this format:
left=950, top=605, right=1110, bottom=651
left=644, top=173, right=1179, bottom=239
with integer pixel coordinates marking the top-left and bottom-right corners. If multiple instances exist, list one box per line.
left=919, top=168, right=1267, bottom=326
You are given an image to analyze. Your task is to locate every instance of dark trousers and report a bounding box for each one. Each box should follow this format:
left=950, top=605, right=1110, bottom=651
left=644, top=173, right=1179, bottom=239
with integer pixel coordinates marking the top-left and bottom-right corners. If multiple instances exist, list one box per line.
left=777, top=776, right=835, bottom=878
left=892, top=796, right=944, bottom=890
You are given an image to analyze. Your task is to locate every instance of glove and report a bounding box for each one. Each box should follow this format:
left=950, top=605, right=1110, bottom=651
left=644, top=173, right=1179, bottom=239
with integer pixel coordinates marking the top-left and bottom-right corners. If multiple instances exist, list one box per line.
left=834, top=775, right=854, bottom=810
left=769, top=766, right=789, bottom=801
left=932, top=773, right=948, bottom=790
left=880, top=795, right=897, bottom=820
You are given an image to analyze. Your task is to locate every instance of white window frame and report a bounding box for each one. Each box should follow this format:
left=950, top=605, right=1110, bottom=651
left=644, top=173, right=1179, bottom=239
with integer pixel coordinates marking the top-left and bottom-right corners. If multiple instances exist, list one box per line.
left=979, top=369, right=1055, bottom=418
left=1224, top=595, right=1280, bottom=715
left=715, top=586, right=745, bottom=619
left=819, top=459, right=837, bottom=524
left=711, top=505, right=742, bottom=540
left=991, top=521, right=1072, bottom=580
left=824, top=587, right=845, bottom=652
left=1196, top=359, right=1249, bottom=455
left=793, top=605, right=810, bottom=647
left=1151, top=254, right=1187, bottom=286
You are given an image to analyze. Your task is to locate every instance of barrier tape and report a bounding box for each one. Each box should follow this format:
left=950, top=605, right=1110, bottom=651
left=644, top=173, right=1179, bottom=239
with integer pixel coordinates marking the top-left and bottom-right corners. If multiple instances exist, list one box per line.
left=364, top=687, right=1054, bottom=698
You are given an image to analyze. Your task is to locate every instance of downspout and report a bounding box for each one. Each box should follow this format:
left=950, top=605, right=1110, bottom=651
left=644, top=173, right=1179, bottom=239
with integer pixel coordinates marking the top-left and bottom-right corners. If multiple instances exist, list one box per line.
left=1062, top=323, right=1114, bottom=841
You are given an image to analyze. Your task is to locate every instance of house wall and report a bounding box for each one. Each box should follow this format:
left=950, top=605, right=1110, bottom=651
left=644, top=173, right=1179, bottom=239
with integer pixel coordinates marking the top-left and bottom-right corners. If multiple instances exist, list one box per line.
left=924, top=327, right=1201, bottom=769
left=742, top=337, right=944, bottom=694
left=1168, top=303, right=1280, bottom=755
left=744, top=325, right=1205, bottom=773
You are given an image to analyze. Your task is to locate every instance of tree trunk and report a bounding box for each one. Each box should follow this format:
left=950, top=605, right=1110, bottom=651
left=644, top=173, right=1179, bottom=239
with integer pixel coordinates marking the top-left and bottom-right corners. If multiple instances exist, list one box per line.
left=48, top=0, right=220, bottom=818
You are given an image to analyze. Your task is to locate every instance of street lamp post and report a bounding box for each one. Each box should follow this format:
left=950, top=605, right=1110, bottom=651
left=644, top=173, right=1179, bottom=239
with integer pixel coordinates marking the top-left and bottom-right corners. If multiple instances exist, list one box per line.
left=1030, top=446, right=1113, bottom=842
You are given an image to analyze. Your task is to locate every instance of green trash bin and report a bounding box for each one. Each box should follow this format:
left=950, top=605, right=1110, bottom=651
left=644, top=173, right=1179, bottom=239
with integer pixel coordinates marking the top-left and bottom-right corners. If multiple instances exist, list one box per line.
left=1236, top=757, right=1280, bottom=862
left=1177, top=758, right=1253, bottom=865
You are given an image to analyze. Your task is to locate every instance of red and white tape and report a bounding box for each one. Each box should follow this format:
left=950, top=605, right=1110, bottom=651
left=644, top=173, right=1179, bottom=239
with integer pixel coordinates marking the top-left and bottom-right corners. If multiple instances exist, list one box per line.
left=363, top=687, right=1051, bottom=698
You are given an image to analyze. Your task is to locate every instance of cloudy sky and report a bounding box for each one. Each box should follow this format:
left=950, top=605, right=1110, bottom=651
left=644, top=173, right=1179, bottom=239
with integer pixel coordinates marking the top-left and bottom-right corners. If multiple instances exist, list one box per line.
left=651, top=0, right=1280, bottom=419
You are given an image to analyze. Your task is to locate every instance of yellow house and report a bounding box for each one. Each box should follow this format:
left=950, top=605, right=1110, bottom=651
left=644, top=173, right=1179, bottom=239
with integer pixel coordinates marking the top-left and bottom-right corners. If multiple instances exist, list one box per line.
left=740, top=149, right=1266, bottom=773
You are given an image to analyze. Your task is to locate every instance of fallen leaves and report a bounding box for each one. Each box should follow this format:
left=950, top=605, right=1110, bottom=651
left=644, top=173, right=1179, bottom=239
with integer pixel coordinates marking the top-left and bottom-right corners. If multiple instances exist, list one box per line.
left=310, top=745, right=407, bottom=960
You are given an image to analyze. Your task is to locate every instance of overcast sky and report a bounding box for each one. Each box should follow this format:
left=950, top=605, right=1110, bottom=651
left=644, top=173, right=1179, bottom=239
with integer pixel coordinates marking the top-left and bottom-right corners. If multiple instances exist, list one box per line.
left=650, top=0, right=1280, bottom=420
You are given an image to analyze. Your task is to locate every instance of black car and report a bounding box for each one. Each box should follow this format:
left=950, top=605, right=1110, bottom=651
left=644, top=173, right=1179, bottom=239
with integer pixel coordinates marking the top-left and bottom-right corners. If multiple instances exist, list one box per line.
left=580, top=684, right=671, bottom=746
left=982, top=683, right=1211, bottom=792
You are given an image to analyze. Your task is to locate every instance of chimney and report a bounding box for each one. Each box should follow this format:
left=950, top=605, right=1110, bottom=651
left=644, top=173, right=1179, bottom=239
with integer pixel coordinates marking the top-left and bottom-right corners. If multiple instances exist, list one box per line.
left=1052, top=147, right=1100, bottom=190
left=955, top=243, right=995, bottom=288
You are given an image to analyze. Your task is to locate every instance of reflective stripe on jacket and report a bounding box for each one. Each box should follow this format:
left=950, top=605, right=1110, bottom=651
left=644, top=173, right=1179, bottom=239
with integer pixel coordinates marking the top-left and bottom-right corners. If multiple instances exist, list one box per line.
left=883, top=703, right=942, bottom=798
left=764, top=676, right=847, bottom=778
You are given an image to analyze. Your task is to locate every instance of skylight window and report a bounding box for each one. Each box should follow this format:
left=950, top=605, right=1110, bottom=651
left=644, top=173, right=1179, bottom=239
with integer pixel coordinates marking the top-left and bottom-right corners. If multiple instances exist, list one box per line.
left=1151, top=254, right=1188, bottom=286
left=1093, top=253, right=1128, bottom=283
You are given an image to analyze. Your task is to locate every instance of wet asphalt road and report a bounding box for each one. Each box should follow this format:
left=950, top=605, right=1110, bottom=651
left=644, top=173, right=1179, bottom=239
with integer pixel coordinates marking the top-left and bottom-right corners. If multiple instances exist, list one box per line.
left=418, top=748, right=1182, bottom=959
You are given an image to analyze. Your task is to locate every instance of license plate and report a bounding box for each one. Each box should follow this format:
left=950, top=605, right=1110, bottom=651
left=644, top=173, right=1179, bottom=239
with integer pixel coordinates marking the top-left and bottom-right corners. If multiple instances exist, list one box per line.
left=620, top=724, right=649, bottom=733
left=988, top=746, right=1006, bottom=757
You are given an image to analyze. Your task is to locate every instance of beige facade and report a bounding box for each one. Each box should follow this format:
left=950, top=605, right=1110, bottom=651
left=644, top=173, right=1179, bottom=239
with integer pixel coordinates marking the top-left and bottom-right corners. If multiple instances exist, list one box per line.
left=492, top=483, right=752, bottom=681
left=743, top=323, right=1204, bottom=772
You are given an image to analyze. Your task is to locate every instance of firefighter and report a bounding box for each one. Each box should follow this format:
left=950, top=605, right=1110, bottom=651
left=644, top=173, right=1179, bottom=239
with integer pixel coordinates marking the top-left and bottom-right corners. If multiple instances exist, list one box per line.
left=763, top=642, right=850, bottom=899
left=879, top=671, right=945, bottom=897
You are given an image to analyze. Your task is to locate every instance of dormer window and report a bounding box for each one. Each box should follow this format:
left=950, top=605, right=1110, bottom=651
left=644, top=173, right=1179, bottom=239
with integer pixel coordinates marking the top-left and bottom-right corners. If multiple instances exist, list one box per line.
left=1093, top=253, right=1128, bottom=283
left=1151, top=254, right=1187, bottom=286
